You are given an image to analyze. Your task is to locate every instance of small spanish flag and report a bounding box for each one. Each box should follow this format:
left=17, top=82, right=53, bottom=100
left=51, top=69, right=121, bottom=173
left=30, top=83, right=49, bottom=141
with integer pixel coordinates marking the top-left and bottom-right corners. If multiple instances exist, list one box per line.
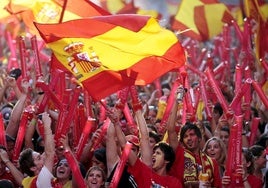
left=35, top=15, right=186, bottom=101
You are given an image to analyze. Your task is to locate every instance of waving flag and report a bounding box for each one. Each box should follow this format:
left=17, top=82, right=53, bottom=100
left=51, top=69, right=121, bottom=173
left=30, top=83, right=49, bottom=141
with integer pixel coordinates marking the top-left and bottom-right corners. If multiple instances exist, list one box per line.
left=6, top=0, right=110, bottom=33
left=246, top=0, right=268, bottom=60
left=172, top=0, right=233, bottom=41
left=35, top=15, right=185, bottom=101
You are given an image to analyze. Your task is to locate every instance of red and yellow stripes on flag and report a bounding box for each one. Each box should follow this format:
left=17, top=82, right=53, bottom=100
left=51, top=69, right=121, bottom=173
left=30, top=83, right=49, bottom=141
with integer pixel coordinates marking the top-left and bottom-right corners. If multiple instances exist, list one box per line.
left=35, top=15, right=185, bottom=101
left=244, top=0, right=259, bottom=20
left=249, top=0, right=268, bottom=60
left=244, top=0, right=268, bottom=21
left=172, top=0, right=233, bottom=41
left=6, top=0, right=110, bottom=34
left=194, top=3, right=233, bottom=40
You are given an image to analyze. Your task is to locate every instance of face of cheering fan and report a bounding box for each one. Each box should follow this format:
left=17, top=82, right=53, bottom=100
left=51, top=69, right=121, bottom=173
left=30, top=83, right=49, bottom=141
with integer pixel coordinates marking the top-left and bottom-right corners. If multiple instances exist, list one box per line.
left=205, top=140, right=222, bottom=162
left=56, top=159, right=71, bottom=181
left=152, top=147, right=167, bottom=172
left=85, top=166, right=105, bottom=188
left=182, top=129, right=200, bottom=153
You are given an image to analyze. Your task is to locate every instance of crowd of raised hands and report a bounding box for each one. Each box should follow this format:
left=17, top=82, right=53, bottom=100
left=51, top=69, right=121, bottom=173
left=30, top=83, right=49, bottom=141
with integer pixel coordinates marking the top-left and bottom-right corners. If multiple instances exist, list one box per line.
left=0, top=63, right=267, bottom=188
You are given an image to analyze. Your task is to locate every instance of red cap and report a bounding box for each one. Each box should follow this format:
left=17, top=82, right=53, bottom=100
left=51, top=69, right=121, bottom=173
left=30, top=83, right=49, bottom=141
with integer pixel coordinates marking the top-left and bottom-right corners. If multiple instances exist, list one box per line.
left=126, top=135, right=140, bottom=147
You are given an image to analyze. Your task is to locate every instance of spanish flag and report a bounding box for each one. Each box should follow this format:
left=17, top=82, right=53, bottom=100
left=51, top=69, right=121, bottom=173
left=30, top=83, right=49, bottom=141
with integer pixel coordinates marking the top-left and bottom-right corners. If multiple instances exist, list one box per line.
left=172, top=0, right=233, bottom=41
left=35, top=15, right=185, bottom=101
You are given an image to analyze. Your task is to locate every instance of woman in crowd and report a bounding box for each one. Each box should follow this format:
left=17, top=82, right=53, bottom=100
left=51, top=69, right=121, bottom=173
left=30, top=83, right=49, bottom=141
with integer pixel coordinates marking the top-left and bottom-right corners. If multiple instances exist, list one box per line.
left=85, top=166, right=106, bottom=188
left=203, top=136, right=226, bottom=177
left=222, top=147, right=263, bottom=188
left=249, top=145, right=266, bottom=183
left=52, top=158, right=72, bottom=188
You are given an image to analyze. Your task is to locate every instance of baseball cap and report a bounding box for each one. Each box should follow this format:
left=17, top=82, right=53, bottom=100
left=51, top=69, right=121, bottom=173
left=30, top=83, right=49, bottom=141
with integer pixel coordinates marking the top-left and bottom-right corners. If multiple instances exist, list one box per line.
left=126, top=135, right=140, bottom=147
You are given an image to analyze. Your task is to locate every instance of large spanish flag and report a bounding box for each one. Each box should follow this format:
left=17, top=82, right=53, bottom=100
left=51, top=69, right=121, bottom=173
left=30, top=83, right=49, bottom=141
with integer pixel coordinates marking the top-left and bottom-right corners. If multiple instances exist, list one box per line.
left=35, top=15, right=185, bottom=101
left=172, top=0, right=233, bottom=41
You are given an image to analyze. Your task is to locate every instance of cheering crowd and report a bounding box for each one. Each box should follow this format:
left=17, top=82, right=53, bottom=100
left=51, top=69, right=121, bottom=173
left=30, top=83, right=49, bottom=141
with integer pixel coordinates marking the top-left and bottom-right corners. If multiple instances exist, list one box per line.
left=0, top=40, right=268, bottom=188
left=1, top=1, right=268, bottom=188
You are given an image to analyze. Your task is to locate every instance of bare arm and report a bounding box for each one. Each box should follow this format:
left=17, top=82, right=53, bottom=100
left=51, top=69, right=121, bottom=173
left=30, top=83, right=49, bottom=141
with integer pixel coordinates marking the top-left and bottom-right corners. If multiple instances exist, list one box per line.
left=5, top=93, right=27, bottom=138
left=135, top=110, right=151, bottom=166
left=106, top=123, right=120, bottom=177
left=0, top=148, right=24, bottom=185
left=107, top=108, right=127, bottom=148
left=5, top=79, right=29, bottom=138
left=42, top=112, right=55, bottom=172
left=24, top=118, right=37, bottom=149
left=167, top=102, right=179, bottom=151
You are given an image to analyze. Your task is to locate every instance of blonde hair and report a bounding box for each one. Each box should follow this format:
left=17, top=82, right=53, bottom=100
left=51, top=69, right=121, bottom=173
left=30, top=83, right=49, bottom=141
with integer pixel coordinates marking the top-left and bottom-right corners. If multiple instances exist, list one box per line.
left=203, top=136, right=226, bottom=165
left=85, top=166, right=106, bottom=188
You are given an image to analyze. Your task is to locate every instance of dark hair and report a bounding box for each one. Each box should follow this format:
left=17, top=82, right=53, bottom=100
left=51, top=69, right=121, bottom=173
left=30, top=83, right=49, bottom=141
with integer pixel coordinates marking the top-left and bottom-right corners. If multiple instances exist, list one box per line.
left=149, top=131, right=161, bottom=143
left=93, top=148, right=106, bottom=167
left=34, top=136, right=44, bottom=154
left=242, top=147, right=254, bottom=174
left=213, top=103, right=223, bottom=116
left=153, top=142, right=175, bottom=171
left=220, top=126, right=230, bottom=134
left=147, top=124, right=158, bottom=133
left=19, top=148, right=35, bottom=177
left=180, top=122, right=202, bottom=143
left=0, top=179, right=14, bottom=188
left=251, top=107, right=259, bottom=118
left=255, top=133, right=268, bottom=148
left=249, top=145, right=265, bottom=158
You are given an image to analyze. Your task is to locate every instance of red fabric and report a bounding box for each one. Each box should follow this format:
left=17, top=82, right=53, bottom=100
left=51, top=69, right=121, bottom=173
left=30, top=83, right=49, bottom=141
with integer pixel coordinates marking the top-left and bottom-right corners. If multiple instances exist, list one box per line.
left=35, top=15, right=152, bottom=43
left=247, top=174, right=263, bottom=188
left=128, top=158, right=182, bottom=188
left=52, top=0, right=110, bottom=17
left=0, top=171, right=20, bottom=187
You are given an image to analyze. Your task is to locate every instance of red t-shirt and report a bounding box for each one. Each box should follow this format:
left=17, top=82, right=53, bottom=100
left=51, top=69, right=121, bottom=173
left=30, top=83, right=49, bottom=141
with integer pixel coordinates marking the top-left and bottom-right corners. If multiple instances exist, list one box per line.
left=169, top=146, right=222, bottom=188
left=247, top=174, right=263, bottom=188
left=128, top=158, right=182, bottom=188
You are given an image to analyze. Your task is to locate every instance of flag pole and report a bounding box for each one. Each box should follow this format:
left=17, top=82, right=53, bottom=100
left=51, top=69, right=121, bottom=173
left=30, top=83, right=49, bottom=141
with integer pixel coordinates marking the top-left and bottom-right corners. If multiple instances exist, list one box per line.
left=59, top=0, right=68, bottom=23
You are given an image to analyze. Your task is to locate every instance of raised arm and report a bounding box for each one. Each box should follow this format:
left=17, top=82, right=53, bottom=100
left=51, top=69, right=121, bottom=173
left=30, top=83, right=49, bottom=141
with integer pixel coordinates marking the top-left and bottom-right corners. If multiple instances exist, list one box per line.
left=106, top=123, right=120, bottom=177
left=134, top=109, right=151, bottom=166
left=107, top=108, right=127, bottom=148
left=42, top=112, right=55, bottom=172
left=0, top=148, right=24, bottom=186
left=60, top=135, right=86, bottom=188
left=24, top=118, right=37, bottom=149
left=167, top=101, right=179, bottom=151
left=5, top=93, right=27, bottom=138
left=5, top=79, right=29, bottom=138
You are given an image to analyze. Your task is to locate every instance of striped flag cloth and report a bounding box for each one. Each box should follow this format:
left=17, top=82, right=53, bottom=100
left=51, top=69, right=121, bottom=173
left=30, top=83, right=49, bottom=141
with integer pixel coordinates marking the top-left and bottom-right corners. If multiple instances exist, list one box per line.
left=172, top=0, right=233, bottom=41
left=35, top=15, right=186, bottom=101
